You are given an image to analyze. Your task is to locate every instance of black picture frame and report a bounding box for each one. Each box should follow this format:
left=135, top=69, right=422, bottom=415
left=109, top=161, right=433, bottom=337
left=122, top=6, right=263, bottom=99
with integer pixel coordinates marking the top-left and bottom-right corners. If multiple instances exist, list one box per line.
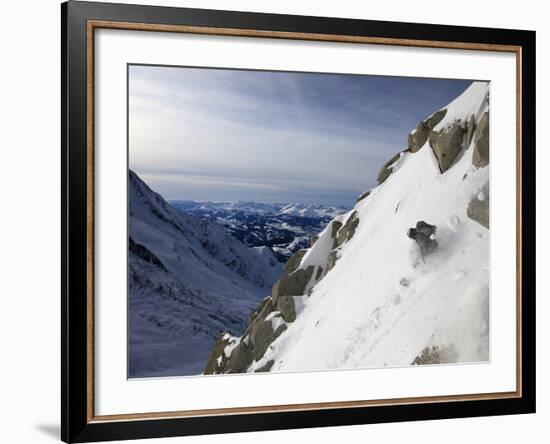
left=61, top=1, right=536, bottom=442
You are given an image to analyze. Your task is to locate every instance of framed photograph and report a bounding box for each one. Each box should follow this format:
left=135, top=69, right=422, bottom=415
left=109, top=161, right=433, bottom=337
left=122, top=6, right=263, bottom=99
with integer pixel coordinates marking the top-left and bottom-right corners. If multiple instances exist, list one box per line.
left=61, top=1, right=536, bottom=442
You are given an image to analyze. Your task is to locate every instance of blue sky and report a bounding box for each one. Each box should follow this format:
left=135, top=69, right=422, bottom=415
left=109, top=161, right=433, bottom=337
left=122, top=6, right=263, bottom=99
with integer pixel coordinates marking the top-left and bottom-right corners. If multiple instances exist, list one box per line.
left=129, top=65, right=472, bottom=207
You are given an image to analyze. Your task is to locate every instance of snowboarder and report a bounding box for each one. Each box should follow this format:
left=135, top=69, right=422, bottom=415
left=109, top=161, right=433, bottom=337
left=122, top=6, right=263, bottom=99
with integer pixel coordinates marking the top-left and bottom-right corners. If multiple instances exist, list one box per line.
left=407, top=220, right=438, bottom=262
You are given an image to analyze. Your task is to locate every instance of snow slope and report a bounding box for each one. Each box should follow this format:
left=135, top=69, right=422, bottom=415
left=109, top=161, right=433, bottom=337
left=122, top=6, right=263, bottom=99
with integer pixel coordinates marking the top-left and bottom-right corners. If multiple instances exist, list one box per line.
left=128, top=170, right=282, bottom=377
left=213, top=82, right=490, bottom=374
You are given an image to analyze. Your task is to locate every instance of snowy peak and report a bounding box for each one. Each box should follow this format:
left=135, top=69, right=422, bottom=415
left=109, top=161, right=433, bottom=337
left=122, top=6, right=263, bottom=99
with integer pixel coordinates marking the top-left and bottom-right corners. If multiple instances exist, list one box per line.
left=276, top=203, right=348, bottom=219
left=128, top=170, right=282, bottom=377
left=205, top=82, right=490, bottom=375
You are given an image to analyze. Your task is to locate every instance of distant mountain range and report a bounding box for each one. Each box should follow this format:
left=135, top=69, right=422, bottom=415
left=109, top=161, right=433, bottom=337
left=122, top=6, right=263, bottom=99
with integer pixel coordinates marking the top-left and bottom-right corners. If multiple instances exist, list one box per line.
left=169, top=200, right=349, bottom=260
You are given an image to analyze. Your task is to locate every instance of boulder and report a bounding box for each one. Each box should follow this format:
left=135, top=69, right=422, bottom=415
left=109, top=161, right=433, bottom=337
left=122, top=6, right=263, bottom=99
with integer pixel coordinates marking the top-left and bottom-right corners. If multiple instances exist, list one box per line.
left=408, top=122, right=430, bottom=153
left=377, top=151, right=402, bottom=184
left=356, top=190, right=371, bottom=203
left=429, top=122, right=466, bottom=173
left=331, top=220, right=342, bottom=238
left=411, top=344, right=458, bottom=365
left=203, top=334, right=232, bottom=375
left=327, top=250, right=339, bottom=271
left=315, top=266, right=324, bottom=281
left=465, top=114, right=477, bottom=147
left=425, top=109, right=447, bottom=130
left=335, top=211, right=359, bottom=247
left=467, top=181, right=489, bottom=228
left=250, top=317, right=287, bottom=361
left=284, top=249, right=307, bottom=274
left=272, top=266, right=315, bottom=302
left=249, top=297, right=273, bottom=324
left=407, top=109, right=447, bottom=153
left=255, top=360, right=275, bottom=373
left=225, top=340, right=254, bottom=373
left=277, top=295, right=296, bottom=322
left=472, top=112, right=489, bottom=168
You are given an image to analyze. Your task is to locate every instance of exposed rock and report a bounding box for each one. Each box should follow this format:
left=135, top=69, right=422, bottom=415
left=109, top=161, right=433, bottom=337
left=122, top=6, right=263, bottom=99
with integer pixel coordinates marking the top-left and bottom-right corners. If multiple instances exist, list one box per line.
left=408, top=122, right=430, bottom=153
left=203, top=334, right=232, bottom=374
left=356, top=190, right=371, bottom=203
left=272, top=266, right=315, bottom=302
left=327, top=250, right=339, bottom=271
left=429, top=122, right=466, bottom=172
left=465, top=114, right=477, bottom=147
left=277, top=295, right=296, bottom=322
left=250, top=317, right=287, bottom=361
left=425, top=109, right=447, bottom=130
left=411, top=344, right=458, bottom=365
left=225, top=340, right=254, bottom=373
left=309, top=235, right=319, bottom=248
left=377, top=151, right=403, bottom=184
left=315, top=266, right=324, bottom=280
left=255, top=360, right=274, bottom=372
left=467, top=181, right=489, bottom=228
left=335, top=211, right=359, bottom=247
left=284, top=249, right=307, bottom=274
left=408, top=109, right=447, bottom=153
left=331, top=220, right=343, bottom=238
left=472, top=112, right=489, bottom=168
left=249, top=297, right=273, bottom=324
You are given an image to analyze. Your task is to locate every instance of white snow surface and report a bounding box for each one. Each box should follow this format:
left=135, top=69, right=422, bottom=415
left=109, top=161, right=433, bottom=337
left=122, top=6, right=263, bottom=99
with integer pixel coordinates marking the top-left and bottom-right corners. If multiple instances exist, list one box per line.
left=247, top=82, right=490, bottom=373
left=432, top=81, right=489, bottom=131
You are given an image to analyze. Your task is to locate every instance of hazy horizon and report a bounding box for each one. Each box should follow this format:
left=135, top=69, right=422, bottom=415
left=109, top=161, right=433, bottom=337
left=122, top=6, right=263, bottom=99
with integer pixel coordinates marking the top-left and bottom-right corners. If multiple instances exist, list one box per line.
left=129, top=65, right=472, bottom=207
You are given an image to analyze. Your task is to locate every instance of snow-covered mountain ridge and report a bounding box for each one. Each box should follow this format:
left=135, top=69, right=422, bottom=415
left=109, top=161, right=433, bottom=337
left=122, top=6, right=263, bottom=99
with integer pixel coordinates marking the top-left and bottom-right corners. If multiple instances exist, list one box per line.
left=169, top=200, right=349, bottom=261
left=128, top=170, right=282, bottom=377
left=205, top=82, right=490, bottom=374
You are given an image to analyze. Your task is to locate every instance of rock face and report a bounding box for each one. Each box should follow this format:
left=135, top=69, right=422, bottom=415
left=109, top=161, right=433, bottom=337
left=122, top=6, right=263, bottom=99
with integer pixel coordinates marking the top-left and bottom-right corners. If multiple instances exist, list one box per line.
left=250, top=317, right=287, bottom=361
left=429, top=122, right=466, bottom=173
left=356, top=190, right=371, bottom=203
left=377, top=151, right=403, bottom=184
left=284, top=249, right=307, bottom=274
left=277, top=295, right=297, bottom=322
left=408, top=109, right=447, bottom=152
left=272, top=266, right=315, bottom=302
left=411, top=344, right=458, bottom=365
left=467, top=181, right=490, bottom=228
left=203, top=334, right=233, bottom=375
left=472, top=112, right=489, bottom=168
left=335, top=211, right=359, bottom=247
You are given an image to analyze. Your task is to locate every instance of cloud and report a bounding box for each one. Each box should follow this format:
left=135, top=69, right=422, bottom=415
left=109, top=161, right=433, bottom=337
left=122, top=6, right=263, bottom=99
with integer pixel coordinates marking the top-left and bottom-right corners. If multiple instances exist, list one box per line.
left=129, top=65, right=472, bottom=206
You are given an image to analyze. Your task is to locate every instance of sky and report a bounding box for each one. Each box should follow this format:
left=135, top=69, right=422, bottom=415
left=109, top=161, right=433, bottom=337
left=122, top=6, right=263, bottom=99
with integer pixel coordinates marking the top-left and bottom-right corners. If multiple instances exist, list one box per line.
left=129, top=65, right=472, bottom=207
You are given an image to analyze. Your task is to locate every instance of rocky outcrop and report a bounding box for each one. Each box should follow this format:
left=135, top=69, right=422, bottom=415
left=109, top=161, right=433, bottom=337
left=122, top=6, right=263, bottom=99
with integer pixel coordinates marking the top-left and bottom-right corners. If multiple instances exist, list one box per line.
left=250, top=316, right=287, bottom=361
left=277, top=295, right=297, bottom=322
left=203, top=334, right=234, bottom=374
left=224, top=339, right=254, bottom=373
left=429, top=122, right=466, bottom=173
left=335, top=211, right=359, bottom=247
left=472, top=112, right=489, bottom=168
left=284, top=249, right=307, bottom=274
left=377, top=151, right=403, bottom=184
left=408, top=109, right=447, bottom=152
left=272, top=266, right=315, bottom=302
left=411, top=344, right=458, bottom=365
left=467, top=180, right=489, bottom=228
left=327, top=250, right=339, bottom=271
left=356, top=190, right=371, bottom=203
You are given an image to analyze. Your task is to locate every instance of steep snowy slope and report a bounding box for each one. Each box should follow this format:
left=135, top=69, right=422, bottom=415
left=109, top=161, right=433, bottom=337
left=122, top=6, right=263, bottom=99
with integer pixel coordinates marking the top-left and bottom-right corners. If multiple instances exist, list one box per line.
left=128, top=170, right=282, bottom=377
left=206, top=82, right=490, bottom=374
